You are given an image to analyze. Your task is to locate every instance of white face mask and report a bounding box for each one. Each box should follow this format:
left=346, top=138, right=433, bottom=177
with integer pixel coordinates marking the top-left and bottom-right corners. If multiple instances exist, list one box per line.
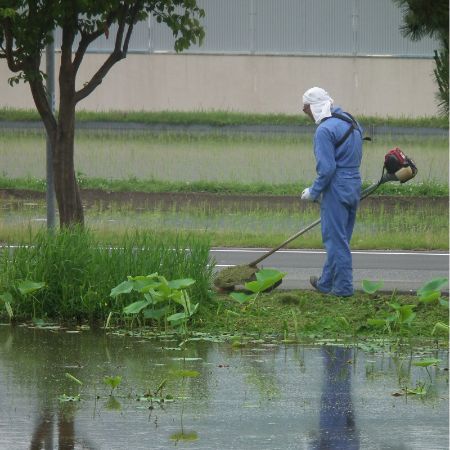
left=302, top=87, right=334, bottom=124
left=309, top=101, right=333, bottom=124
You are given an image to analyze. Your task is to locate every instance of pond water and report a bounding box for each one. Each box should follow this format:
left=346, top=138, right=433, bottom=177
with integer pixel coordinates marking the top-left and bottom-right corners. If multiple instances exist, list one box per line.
left=0, top=326, right=448, bottom=450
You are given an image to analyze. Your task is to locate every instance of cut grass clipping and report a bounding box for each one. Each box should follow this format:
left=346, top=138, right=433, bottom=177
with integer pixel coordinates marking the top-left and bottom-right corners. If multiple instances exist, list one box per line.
left=214, top=265, right=258, bottom=290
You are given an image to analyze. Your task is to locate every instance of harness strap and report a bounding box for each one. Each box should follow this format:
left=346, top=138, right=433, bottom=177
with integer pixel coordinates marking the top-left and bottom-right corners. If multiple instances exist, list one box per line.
left=322, top=112, right=369, bottom=148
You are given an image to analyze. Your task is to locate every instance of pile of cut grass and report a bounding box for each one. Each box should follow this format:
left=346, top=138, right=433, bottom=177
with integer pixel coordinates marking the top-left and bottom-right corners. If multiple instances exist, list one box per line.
left=198, top=290, right=448, bottom=342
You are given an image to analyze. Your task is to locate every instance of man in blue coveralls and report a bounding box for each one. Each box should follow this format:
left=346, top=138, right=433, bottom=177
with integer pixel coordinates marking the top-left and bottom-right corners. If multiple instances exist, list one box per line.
left=301, top=87, right=363, bottom=297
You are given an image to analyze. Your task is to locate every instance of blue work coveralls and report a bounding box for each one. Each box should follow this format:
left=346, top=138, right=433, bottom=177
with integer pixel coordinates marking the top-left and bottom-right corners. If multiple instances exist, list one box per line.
left=308, top=107, right=363, bottom=296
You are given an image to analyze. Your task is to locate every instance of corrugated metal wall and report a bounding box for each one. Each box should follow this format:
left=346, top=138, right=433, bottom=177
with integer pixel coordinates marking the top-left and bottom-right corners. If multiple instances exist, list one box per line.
left=58, top=0, right=439, bottom=57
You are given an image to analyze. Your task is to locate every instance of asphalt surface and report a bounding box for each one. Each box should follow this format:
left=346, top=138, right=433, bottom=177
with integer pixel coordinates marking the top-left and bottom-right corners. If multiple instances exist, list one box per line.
left=211, top=248, right=449, bottom=294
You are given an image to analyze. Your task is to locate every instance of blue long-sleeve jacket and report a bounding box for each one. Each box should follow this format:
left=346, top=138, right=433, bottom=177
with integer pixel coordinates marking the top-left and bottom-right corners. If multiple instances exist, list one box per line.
left=309, top=107, right=363, bottom=200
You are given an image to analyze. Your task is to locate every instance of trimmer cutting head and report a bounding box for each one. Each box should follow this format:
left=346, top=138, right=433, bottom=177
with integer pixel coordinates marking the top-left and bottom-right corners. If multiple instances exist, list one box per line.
left=214, top=264, right=258, bottom=291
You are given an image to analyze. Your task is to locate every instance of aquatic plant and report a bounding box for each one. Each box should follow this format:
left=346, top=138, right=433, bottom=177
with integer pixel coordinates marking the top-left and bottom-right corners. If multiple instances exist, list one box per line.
left=104, top=375, right=122, bottom=396
left=229, top=268, right=286, bottom=305
left=417, top=277, right=448, bottom=304
left=65, top=373, right=83, bottom=386
left=18, top=280, right=46, bottom=319
left=110, top=273, right=198, bottom=333
left=0, top=279, right=46, bottom=321
left=0, top=292, right=14, bottom=321
left=58, top=394, right=81, bottom=403
left=417, top=277, right=449, bottom=335
left=412, top=358, right=441, bottom=383
left=170, top=368, right=200, bottom=438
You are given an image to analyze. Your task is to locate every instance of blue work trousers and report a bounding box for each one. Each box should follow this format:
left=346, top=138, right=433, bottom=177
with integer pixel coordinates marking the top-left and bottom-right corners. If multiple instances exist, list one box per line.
left=317, top=178, right=360, bottom=296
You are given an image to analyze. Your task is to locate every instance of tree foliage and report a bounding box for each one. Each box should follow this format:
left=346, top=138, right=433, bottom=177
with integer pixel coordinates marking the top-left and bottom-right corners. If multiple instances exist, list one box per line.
left=393, top=0, right=449, bottom=115
left=0, top=1, right=204, bottom=86
left=0, top=1, right=205, bottom=226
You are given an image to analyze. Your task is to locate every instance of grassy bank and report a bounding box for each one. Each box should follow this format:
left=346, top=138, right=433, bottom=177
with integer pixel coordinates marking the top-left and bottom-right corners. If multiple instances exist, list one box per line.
left=0, top=229, right=446, bottom=344
left=0, top=176, right=448, bottom=197
left=0, top=107, right=448, bottom=128
left=0, top=229, right=213, bottom=322
left=197, top=289, right=448, bottom=344
left=1, top=194, right=448, bottom=249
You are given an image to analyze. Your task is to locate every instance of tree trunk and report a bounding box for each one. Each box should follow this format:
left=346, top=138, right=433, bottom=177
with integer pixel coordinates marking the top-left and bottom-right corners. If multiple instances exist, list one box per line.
left=54, top=61, right=84, bottom=227
left=54, top=116, right=84, bottom=227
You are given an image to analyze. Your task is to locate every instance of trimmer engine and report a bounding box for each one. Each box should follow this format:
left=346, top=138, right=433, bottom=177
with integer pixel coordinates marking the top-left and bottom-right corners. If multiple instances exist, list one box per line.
left=384, top=147, right=418, bottom=183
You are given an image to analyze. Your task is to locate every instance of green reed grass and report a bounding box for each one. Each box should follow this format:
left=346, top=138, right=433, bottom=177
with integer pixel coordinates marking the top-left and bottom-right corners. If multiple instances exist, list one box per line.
left=0, top=129, right=448, bottom=185
left=0, top=228, right=213, bottom=322
left=1, top=199, right=447, bottom=250
left=0, top=107, right=448, bottom=128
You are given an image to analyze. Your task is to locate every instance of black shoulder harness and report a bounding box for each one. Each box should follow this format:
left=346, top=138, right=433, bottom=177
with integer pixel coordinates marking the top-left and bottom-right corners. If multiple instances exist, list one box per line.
left=322, top=112, right=370, bottom=148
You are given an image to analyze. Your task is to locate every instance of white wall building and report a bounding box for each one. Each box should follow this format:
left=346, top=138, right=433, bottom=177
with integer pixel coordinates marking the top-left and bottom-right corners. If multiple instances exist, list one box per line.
left=0, top=0, right=442, bottom=117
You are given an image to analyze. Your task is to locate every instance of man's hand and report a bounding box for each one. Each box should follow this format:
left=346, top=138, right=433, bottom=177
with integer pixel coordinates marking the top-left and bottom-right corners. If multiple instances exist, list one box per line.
left=301, top=187, right=313, bottom=201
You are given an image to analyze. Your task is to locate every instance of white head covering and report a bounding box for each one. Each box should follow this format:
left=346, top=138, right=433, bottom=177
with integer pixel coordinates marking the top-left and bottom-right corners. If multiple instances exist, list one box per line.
left=302, top=87, right=334, bottom=124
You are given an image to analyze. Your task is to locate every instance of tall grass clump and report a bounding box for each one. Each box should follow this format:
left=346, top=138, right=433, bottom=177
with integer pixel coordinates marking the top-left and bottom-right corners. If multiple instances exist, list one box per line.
left=0, top=228, right=213, bottom=322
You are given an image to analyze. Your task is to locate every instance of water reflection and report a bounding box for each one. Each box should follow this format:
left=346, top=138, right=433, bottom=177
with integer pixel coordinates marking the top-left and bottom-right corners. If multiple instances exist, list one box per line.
left=310, top=347, right=359, bottom=450
left=30, top=409, right=54, bottom=450
left=30, top=406, right=98, bottom=450
left=0, top=327, right=448, bottom=449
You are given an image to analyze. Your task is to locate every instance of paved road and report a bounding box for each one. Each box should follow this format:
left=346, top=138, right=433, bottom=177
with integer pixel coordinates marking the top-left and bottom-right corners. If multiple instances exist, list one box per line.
left=211, top=248, right=449, bottom=294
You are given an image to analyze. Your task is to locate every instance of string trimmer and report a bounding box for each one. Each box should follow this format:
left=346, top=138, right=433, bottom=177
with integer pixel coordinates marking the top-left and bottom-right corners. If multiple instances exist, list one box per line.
left=214, top=148, right=418, bottom=291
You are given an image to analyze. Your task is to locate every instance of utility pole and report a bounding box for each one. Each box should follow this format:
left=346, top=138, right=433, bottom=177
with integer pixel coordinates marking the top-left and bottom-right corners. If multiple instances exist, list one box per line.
left=46, top=32, right=56, bottom=230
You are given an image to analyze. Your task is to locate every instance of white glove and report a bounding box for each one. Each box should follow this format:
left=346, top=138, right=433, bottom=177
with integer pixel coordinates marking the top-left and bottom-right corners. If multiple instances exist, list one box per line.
left=301, top=187, right=313, bottom=201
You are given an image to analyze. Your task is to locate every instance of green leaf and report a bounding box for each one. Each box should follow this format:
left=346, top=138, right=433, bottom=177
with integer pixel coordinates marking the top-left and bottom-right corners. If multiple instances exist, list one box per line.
left=432, top=322, right=449, bottom=335
left=104, top=375, right=122, bottom=390
left=417, top=277, right=448, bottom=296
left=123, top=299, right=150, bottom=315
left=18, top=280, right=46, bottom=295
left=143, top=306, right=169, bottom=320
left=412, top=358, right=441, bottom=367
left=138, top=280, right=162, bottom=293
left=336, top=316, right=350, bottom=328
left=170, top=290, right=191, bottom=311
left=405, top=386, right=427, bottom=395
left=65, top=372, right=83, bottom=385
left=255, top=268, right=286, bottom=282
left=230, top=292, right=253, bottom=304
left=167, top=311, right=188, bottom=322
left=361, top=279, right=384, bottom=294
left=171, top=369, right=200, bottom=378
left=144, top=290, right=165, bottom=304
left=4, top=301, right=13, bottom=319
left=0, top=292, right=13, bottom=303
left=168, top=278, right=196, bottom=289
left=439, top=298, right=449, bottom=307
left=418, top=291, right=440, bottom=303
left=110, top=280, right=134, bottom=297
left=367, top=318, right=386, bottom=328
left=245, top=270, right=286, bottom=293
left=167, top=304, right=198, bottom=322
left=58, top=394, right=80, bottom=403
